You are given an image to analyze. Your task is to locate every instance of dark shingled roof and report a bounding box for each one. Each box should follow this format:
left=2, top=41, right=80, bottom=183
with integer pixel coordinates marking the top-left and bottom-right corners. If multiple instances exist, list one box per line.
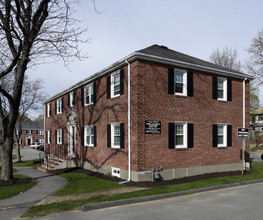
left=137, top=44, right=243, bottom=75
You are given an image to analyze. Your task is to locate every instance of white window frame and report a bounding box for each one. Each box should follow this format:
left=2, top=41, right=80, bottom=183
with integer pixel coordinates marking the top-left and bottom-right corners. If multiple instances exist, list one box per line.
left=57, top=98, right=62, bottom=114
left=27, top=130, right=31, bottom=134
left=47, top=130, right=51, bottom=144
left=47, top=103, right=51, bottom=117
left=39, top=139, right=44, bottom=144
left=84, top=84, right=94, bottom=106
left=217, top=124, right=227, bottom=147
left=69, top=92, right=74, bottom=107
left=111, top=167, right=121, bottom=178
left=174, top=122, right=187, bottom=149
left=111, top=71, right=121, bottom=98
left=38, top=130, right=44, bottom=135
left=19, top=139, right=22, bottom=144
left=217, top=77, right=227, bottom=101
left=174, top=68, right=187, bottom=96
left=57, top=129, right=63, bottom=145
left=111, top=123, right=121, bottom=149
left=84, top=125, right=94, bottom=147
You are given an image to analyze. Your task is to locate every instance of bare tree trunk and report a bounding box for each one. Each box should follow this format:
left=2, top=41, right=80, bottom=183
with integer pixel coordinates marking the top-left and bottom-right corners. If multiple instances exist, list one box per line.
left=14, top=128, right=22, bottom=162
left=0, top=136, right=14, bottom=180
left=15, top=137, right=22, bottom=162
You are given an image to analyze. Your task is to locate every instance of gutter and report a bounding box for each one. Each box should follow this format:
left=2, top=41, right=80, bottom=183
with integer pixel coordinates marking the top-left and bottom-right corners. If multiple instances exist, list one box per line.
left=119, top=60, right=131, bottom=184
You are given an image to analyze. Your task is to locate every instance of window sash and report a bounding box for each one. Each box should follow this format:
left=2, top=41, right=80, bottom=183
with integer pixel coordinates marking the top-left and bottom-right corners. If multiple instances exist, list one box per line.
left=57, top=98, right=62, bottom=113
left=47, top=103, right=51, bottom=117
left=70, top=92, right=74, bottom=106
left=174, top=69, right=187, bottom=96
left=111, top=123, right=121, bottom=148
left=57, top=129, right=62, bottom=144
left=217, top=78, right=227, bottom=101
left=47, top=130, right=51, bottom=144
left=85, top=85, right=93, bottom=105
left=174, top=123, right=187, bottom=148
left=217, top=125, right=226, bottom=147
left=112, top=73, right=120, bottom=97
left=85, top=126, right=94, bottom=146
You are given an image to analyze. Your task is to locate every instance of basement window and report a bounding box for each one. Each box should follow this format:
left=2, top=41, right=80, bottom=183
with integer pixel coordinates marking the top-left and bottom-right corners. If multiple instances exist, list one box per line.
left=111, top=167, right=120, bottom=178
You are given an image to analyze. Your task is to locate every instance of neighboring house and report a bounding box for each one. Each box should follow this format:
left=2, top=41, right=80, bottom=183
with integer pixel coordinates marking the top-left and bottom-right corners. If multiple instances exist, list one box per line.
left=0, top=121, right=44, bottom=147
left=250, top=107, right=263, bottom=134
left=44, top=45, right=252, bottom=182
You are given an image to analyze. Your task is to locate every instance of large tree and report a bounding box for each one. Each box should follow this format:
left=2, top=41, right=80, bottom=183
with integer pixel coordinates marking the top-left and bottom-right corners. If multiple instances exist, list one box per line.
left=209, top=47, right=242, bottom=72
left=247, top=29, right=263, bottom=84
left=0, top=0, right=89, bottom=180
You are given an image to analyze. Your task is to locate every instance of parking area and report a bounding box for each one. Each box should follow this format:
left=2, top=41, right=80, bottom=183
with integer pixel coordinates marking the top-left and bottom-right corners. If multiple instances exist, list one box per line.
left=13, top=147, right=45, bottom=162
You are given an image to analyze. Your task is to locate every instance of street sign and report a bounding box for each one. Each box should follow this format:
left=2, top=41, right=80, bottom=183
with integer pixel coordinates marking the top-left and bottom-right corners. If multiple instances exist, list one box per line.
left=237, top=128, right=249, bottom=140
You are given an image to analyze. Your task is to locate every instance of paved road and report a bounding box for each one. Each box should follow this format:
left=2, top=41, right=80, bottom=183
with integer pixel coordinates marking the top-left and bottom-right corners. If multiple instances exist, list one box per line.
left=30, top=182, right=263, bottom=220
left=13, top=147, right=45, bottom=162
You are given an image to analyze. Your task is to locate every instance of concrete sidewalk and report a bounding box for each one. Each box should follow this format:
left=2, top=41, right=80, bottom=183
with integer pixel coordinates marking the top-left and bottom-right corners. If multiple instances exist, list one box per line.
left=0, top=167, right=67, bottom=220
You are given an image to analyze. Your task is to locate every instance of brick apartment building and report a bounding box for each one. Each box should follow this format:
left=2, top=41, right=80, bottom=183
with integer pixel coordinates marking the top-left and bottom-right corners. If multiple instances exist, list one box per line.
left=0, top=121, right=44, bottom=147
left=44, top=45, right=252, bottom=181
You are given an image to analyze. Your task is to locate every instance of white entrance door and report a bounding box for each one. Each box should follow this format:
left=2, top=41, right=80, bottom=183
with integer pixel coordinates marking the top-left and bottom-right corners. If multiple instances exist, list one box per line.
left=68, top=125, right=75, bottom=156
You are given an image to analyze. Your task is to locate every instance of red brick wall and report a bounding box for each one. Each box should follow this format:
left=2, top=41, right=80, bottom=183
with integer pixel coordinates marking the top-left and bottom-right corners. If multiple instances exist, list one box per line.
left=45, top=60, right=250, bottom=172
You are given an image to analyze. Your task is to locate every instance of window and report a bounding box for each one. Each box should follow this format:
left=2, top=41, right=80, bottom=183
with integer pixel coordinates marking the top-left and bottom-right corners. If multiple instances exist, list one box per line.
left=26, top=130, right=31, bottom=134
left=107, top=70, right=124, bottom=99
left=112, top=72, right=120, bottom=97
left=111, top=167, right=121, bottom=178
left=174, top=69, right=187, bottom=95
left=212, top=124, right=232, bottom=147
left=69, top=92, right=75, bottom=107
left=47, top=130, right=51, bottom=144
left=168, top=68, right=192, bottom=96
left=212, top=77, right=231, bottom=101
left=84, top=84, right=94, bottom=105
left=56, top=129, right=63, bottom=145
left=47, top=103, right=51, bottom=117
left=168, top=122, right=194, bottom=149
left=56, top=98, right=63, bottom=114
left=112, top=123, right=121, bottom=148
left=38, top=130, right=44, bottom=135
left=107, top=123, right=124, bottom=149
left=217, top=77, right=227, bottom=101
left=84, top=126, right=95, bottom=147
left=174, top=122, right=187, bottom=148
left=217, top=124, right=226, bottom=147
left=38, top=139, right=44, bottom=144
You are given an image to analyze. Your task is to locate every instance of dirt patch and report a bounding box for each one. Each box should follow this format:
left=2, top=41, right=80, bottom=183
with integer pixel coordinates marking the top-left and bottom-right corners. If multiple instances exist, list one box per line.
left=35, top=186, right=147, bottom=206
left=0, top=178, right=34, bottom=187
left=49, top=168, right=249, bottom=187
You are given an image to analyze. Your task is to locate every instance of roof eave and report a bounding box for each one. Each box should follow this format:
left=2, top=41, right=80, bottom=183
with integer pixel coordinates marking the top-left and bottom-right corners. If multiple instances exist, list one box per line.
left=44, top=51, right=254, bottom=104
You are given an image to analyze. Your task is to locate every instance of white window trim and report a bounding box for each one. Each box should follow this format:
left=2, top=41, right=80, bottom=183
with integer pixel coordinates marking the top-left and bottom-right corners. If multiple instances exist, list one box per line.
left=57, top=98, right=62, bottom=114
left=57, top=129, right=63, bottom=145
left=69, top=92, right=74, bottom=107
left=174, top=68, right=187, bottom=96
left=111, top=71, right=121, bottom=98
left=174, top=122, right=187, bottom=149
left=217, top=77, right=227, bottom=101
left=217, top=124, right=227, bottom=147
left=38, top=130, right=44, bottom=135
left=27, top=130, right=32, bottom=134
left=111, top=167, right=121, bottom=178
left=111, top=122, right=121, bottom=149
left=47, top=130, right=51, bottom=144
left=84, top=125, right=94, bottom=147
left=47, top=103, right=51, bottom=117
left=84, top=84, right=94, bottom=106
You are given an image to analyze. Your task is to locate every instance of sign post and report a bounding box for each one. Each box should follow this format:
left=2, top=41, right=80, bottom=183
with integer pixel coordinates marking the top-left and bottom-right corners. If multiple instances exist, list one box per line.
left=237, top=128, right=249, bottom=176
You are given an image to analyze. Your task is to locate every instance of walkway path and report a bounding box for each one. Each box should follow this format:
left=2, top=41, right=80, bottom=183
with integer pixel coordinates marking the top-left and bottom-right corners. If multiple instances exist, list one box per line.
left=0, top=166, right=67, bottom=220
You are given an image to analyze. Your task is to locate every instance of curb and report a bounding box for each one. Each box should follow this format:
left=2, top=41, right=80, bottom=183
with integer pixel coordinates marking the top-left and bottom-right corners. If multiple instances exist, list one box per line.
left=81, top=178, right=263, bottom=212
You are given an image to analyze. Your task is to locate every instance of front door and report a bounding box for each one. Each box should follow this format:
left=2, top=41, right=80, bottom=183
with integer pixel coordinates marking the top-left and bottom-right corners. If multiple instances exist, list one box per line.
left=68, top=125, right=76, bottom=156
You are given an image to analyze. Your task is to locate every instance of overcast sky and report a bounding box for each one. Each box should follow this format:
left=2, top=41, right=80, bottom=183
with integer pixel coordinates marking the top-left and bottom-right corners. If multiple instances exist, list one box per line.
left=27, top=0, right=263, bottom=116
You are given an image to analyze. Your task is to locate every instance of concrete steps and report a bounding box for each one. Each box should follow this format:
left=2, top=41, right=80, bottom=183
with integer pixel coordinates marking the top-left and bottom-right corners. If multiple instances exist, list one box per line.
left=37, top=158, right=64, bottom=172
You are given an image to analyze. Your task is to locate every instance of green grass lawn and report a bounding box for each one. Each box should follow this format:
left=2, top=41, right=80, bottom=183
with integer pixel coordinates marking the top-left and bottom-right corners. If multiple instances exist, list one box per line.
left=54, top=172, right=124, bottom=196
left=13, top=158, right=43, bottom=169
left=0, top=174, right=37, bottom=200
left=22, top=162, right=263, bottom=218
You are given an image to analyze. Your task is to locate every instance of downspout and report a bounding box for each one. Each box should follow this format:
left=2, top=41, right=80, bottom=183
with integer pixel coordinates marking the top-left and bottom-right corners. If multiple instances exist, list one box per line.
left=119, top=60, right=131, bottom=184
left=242, top=77, right=247, bottom=174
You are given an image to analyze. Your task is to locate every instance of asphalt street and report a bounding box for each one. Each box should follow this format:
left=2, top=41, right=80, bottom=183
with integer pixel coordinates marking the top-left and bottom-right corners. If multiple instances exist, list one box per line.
left=30, top=182, right=263, bottom=220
